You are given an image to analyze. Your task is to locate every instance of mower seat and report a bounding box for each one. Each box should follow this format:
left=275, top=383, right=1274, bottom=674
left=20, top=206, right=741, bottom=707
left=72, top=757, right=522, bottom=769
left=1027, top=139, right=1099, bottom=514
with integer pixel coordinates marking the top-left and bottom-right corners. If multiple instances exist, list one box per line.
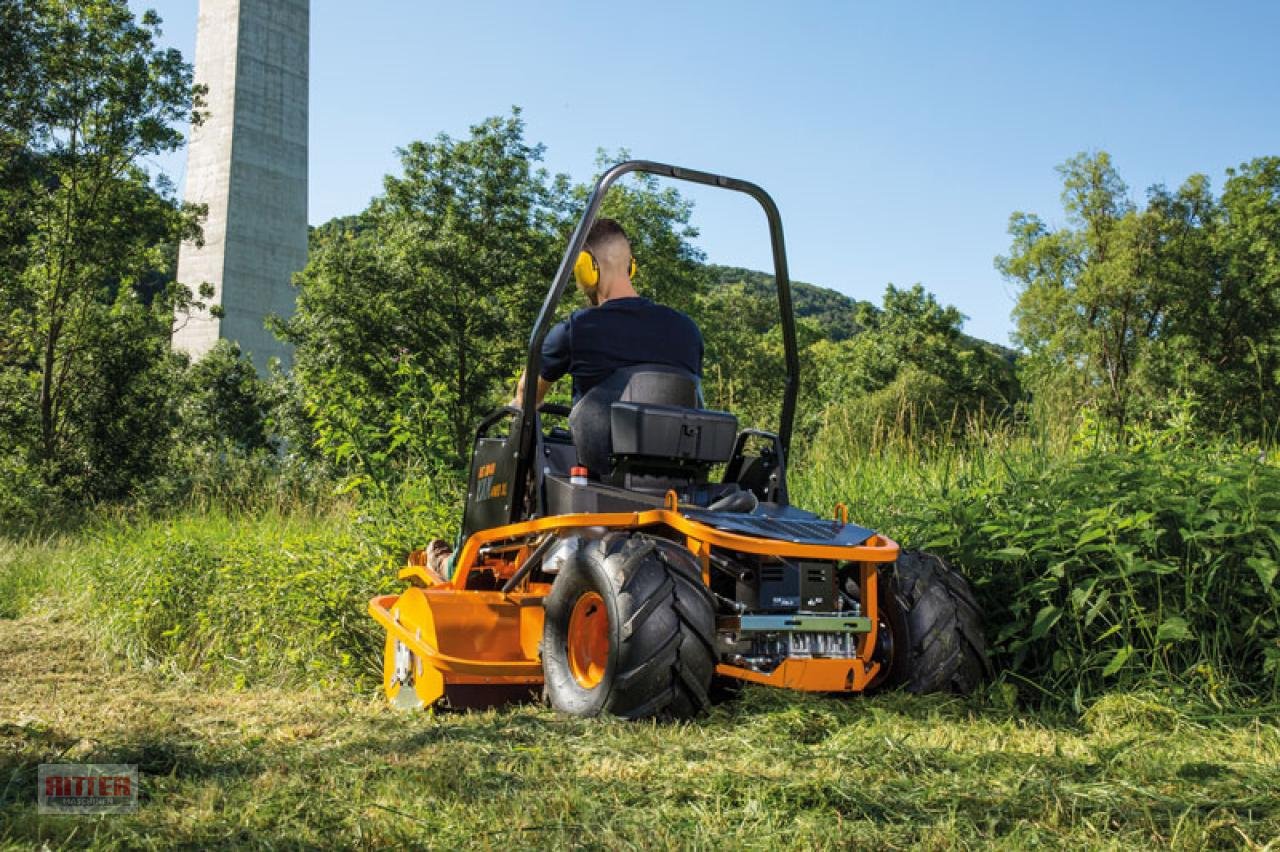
left=569, top=364, right=736, bottom=479
left=569, top=365, right=699, bottom=476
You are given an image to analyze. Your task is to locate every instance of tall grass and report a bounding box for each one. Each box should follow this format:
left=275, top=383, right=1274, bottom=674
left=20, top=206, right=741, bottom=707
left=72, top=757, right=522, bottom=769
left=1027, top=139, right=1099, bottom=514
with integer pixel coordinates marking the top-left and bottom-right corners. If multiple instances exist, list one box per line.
left=793, top=401, right=1056, bottom=533
left=78, top=508, right=389, bottom=687
left=0, top=469, right=461, bottom=691
left=74, top=467, right=464, bottom=688
left=793, top=404, right=1280, bottom=708
left=0, top=536, right=76, bottom=619
left=3, top=399, right=1276, bottom=709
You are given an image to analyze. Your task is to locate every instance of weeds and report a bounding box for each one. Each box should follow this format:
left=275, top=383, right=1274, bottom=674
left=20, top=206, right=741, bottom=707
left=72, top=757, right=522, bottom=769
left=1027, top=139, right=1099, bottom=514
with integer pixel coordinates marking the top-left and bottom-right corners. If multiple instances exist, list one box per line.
left=2, top=414, right=1276, bottom=709
left=912, top=437, right=1278, bottom=708
left=794, top=410, right=1280, bottom=709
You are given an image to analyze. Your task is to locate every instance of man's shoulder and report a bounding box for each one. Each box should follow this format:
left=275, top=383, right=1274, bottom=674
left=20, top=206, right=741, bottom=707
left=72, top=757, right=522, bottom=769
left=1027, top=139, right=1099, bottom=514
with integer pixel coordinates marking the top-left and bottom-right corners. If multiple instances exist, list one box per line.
left=585, top=298, right=699, bottom=338
left=647, top=301, right=700, bottom=335
left=551, top=308, right=592, bottom=330
left=628, top=298, right=687, bottom=317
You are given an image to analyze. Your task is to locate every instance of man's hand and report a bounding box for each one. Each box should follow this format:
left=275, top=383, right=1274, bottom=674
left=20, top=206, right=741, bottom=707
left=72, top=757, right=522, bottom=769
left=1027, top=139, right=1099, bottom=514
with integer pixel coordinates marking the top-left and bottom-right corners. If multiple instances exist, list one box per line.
left=511, top=371, right=553, bottom=410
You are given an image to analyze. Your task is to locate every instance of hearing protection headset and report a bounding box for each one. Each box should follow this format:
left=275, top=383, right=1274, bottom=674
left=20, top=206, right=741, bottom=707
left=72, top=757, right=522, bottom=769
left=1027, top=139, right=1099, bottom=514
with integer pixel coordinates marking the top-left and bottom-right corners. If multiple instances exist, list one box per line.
left=572, top=248, right=637, bottom=294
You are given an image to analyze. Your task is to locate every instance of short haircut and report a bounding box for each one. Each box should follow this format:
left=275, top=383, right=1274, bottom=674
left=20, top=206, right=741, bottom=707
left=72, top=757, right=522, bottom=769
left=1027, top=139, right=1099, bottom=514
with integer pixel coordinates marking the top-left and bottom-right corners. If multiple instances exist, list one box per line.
left=585, top=218, right=630, bottom=253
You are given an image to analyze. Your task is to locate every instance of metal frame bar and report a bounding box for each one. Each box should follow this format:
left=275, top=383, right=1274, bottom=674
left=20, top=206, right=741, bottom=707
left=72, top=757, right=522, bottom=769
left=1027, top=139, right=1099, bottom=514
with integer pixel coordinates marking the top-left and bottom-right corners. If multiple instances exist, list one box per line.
left=513, top=160, right=798, bottom=524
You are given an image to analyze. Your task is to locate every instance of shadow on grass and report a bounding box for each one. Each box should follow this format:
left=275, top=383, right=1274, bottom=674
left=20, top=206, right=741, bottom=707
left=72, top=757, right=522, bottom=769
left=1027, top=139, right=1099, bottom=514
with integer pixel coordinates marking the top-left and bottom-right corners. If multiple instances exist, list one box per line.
left=3, top=691, right=1276, bottom=849
left=0, top=725, right=262, bottom=807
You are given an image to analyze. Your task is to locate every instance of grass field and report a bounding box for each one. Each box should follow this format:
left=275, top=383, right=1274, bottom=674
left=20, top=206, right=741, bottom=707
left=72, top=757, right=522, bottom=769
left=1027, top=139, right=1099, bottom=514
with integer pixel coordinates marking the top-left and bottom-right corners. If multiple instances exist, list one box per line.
left=2, top=425, right=1278, bottom=848
left=3, top=612, right=1278, bottom=849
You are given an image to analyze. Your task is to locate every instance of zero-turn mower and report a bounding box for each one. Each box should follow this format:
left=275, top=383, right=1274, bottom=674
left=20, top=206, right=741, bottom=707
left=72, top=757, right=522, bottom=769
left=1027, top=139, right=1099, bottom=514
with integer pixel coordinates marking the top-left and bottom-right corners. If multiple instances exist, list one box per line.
left=369, top=161, right=989, bottom=718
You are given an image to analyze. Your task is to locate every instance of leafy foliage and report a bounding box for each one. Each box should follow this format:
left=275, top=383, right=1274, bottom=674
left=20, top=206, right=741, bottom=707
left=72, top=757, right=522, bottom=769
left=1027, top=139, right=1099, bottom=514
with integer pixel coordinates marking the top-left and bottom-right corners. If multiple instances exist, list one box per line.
left=696, top=282, right=800, bottom=430
left=803, top=284, right=1019, bottom=442
left=901, top=425, right=1280, bottom=707
left=700, top=269, right=1020, bottom=442
left=280, top=124, right=710, bottom=489
left=999, top=151, right=1280, bottom=435
left=278, top=113, right=566, bottom=483
left=0, top=0, right=202, bottom=524
left=175, top=340, right=274, bottom=454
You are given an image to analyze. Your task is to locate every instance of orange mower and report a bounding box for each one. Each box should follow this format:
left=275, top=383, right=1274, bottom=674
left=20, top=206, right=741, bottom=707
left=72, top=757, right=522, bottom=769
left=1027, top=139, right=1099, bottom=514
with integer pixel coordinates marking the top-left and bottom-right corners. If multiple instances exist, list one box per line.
left=369, top=161, right=989, bottom=718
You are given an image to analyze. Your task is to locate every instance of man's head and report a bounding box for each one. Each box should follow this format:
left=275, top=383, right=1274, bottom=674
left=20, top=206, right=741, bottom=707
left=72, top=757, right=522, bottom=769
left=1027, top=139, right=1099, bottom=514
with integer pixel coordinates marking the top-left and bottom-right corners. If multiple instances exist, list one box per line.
left=574, top=218, right=636, bottom=305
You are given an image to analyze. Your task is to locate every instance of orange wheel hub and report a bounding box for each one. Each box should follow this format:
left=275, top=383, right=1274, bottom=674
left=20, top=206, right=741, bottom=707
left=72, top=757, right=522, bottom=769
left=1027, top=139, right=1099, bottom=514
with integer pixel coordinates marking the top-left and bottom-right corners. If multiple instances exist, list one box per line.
left=567, top=591, right=610, bottom=689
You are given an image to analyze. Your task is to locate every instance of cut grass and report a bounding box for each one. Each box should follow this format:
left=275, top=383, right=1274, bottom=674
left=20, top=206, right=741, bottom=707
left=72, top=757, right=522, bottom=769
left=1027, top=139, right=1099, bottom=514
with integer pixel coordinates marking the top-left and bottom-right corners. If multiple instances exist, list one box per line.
left=2, top=614, right=1278, bottom=850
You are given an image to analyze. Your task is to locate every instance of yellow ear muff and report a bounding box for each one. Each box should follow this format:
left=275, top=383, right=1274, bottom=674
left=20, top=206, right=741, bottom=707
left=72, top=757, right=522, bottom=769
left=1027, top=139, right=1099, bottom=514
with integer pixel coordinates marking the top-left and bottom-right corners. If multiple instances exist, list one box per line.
left=573, top=250, right=599, bottom=287
left=573, top=249, right=637, bottom=288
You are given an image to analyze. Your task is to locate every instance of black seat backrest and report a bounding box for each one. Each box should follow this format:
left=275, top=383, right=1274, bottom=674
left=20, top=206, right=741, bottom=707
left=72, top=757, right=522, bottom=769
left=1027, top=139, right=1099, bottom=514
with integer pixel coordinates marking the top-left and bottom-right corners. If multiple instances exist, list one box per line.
left=569, top=364, right=701, bottom=476
left=619, top=370, right=698, bottom=407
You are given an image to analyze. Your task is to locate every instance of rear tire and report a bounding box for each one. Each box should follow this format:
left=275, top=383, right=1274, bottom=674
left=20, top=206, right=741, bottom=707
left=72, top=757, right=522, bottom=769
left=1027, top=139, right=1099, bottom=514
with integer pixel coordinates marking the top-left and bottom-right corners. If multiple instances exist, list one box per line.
left=542, top=532, right=716, bottom=719
left=873, top=551, right=990, bottom=694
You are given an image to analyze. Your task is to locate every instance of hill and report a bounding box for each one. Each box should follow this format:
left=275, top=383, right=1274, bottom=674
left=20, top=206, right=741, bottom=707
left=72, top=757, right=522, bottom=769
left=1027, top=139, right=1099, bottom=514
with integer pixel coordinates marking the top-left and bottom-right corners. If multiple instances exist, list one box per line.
left=707, top=264, right=1016, bottom=361
left=707, top=264, right=869, bottom=341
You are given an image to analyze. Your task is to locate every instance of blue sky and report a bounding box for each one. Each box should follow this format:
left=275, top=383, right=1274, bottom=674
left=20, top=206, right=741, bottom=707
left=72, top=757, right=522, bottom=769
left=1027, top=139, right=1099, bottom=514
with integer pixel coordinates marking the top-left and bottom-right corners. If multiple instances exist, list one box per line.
left=131, top=1, right=1280, bottom=345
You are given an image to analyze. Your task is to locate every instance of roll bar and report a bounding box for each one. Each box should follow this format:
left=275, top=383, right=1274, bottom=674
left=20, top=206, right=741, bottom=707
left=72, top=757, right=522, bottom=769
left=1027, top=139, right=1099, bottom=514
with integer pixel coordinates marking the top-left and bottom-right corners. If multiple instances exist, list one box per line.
left=514, top=160, right=798, bottom=509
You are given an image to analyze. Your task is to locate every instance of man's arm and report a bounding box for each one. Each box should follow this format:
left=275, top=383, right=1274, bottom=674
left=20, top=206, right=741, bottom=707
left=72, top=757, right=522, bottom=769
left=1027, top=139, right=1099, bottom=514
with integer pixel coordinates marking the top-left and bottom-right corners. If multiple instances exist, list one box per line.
left=515, top=318, right=569, bottom=409
left=511, top=370, right=553, bottom=409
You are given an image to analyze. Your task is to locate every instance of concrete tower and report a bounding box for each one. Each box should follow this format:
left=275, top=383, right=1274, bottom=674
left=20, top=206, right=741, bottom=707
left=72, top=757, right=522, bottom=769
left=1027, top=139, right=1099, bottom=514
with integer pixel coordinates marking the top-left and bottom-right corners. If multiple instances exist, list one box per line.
left=174, top=0, right=309, bottom=370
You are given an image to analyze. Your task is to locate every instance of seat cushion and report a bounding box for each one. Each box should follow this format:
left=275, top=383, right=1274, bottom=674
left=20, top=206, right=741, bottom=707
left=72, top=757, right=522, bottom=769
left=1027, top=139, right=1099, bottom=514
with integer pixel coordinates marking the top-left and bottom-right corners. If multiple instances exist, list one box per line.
left=569, top=365, right=703, bottom=476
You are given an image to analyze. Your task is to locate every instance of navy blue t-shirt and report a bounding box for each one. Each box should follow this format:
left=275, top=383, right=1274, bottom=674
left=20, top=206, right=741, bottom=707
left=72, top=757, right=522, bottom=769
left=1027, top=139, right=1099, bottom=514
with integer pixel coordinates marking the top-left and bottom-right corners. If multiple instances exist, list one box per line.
left=540, top=297, right=703, bottom=401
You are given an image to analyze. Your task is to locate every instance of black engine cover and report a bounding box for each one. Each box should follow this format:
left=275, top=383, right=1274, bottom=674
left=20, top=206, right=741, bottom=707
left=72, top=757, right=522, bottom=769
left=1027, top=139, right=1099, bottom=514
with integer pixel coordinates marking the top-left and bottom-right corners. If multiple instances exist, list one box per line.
left=754, top=560, right=836, bottom=612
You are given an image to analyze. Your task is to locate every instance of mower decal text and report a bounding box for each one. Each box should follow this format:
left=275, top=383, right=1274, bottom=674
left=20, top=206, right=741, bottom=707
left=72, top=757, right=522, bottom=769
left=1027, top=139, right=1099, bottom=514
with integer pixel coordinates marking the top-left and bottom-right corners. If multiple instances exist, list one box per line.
left=476, top=462, right=498, bottom=500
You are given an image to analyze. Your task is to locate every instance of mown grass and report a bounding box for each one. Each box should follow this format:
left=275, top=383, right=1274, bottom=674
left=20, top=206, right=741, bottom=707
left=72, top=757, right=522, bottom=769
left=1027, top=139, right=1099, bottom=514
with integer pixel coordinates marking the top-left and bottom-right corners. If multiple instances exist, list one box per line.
left=2, top=613, right=1278, bottom=850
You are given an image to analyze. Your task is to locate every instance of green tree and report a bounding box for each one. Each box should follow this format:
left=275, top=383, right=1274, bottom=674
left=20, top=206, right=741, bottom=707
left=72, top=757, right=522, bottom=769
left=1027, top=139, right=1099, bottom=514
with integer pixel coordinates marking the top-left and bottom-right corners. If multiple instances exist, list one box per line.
left=806, top=284, right=1017, bottom=439
left=1198, top=158, right=1280, bottom=430
left=284, top=123, right=714, bottom=488
left=1000, top=152, right=1280, bottom=434
left=281, top=112, right=568, bottom=480
left=696, top=283, right=777, bottom=423
left=0, top=0, right=202, bottom=514
left=176, top=340, right=273, bottom=454
left=998, top=152, right=1148, bottom=424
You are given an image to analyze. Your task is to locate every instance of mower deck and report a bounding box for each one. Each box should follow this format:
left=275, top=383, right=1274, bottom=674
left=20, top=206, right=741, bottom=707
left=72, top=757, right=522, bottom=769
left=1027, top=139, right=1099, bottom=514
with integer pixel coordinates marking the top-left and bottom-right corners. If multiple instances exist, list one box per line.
left=370, top=503, right=898, bottom=709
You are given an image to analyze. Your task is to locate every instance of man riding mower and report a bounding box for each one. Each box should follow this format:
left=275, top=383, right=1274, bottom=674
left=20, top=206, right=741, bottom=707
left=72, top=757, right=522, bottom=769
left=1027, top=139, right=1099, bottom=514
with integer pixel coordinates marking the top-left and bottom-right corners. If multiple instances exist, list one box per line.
left=368, top=160, right=989, bottom=719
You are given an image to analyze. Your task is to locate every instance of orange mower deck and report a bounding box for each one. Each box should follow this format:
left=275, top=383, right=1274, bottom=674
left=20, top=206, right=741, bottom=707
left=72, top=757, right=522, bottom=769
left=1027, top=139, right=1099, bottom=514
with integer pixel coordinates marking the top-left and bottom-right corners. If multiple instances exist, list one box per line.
left=369, top=506, right=899, bottom=709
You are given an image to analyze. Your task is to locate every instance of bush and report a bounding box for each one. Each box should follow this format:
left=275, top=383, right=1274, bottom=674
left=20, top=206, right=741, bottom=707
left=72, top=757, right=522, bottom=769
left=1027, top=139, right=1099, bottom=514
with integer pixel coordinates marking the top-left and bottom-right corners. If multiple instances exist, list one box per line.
left=912, top=428, right=1280, bottom=707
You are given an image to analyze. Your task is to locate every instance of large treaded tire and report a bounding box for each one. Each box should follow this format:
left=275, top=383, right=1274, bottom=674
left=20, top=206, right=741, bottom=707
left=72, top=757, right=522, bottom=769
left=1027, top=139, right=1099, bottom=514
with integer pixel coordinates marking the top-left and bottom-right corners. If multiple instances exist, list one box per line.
left=875, top=550, right=991, bottom=694
left=542, top=532, right=716, bottom=719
